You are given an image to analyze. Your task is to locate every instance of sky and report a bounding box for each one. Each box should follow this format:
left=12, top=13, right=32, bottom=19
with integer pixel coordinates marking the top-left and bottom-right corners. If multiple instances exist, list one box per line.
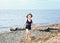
left=0, top=0, right=60, bottom=9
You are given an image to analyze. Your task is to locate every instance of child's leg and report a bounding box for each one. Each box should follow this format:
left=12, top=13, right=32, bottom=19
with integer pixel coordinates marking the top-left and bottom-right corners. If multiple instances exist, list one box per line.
left=26, top=29, right=29, bottom=39
left=26, top=29, right=31, bottom=39
left=26, top=29, right=31, bottom=43
left=28, top=30, right=31, bottom=40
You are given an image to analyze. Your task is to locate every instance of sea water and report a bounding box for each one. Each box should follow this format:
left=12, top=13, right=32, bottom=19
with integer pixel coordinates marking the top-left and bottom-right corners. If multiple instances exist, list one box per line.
left=0, top=9, right=60, bottom=32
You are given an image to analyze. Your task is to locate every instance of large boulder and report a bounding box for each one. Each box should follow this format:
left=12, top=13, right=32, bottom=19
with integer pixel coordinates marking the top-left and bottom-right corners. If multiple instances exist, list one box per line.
left=10, top=26, right=17, bottom=31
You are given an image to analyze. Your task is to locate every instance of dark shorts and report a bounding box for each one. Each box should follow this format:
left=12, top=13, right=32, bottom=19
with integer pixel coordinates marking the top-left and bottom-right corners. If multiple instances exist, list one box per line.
left=26, top=26, right=31, bottom=30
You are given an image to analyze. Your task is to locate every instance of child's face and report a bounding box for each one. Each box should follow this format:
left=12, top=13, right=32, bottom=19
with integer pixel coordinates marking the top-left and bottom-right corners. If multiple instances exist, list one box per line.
left=28, top=15, right=31, bottom=19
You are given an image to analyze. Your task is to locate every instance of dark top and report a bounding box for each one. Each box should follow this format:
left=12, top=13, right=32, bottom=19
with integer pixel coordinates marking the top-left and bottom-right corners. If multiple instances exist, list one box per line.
left=26, top=19, right=32, bottom=30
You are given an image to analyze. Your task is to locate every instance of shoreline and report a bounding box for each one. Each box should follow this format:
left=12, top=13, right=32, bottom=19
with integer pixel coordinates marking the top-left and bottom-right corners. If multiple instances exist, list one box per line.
left=0, top=23, right=60, bottom=43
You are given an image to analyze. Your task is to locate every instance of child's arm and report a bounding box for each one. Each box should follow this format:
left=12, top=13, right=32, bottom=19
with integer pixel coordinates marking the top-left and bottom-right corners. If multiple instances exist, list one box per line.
left=22, top=20, right=26, bottom=29
left=31, top=21, right=37, bottom=30
left=31, top=21, right=36, bottom=28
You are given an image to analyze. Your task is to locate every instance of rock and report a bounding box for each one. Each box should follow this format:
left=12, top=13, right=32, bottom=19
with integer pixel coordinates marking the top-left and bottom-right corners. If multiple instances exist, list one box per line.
left=10, top=27, right=17, bottom=31
left=0, top=29, right=60, bottom=43
left=16, top=27, right=25, bottom=30
left=3, top=23, right=60, bottom=43
left=44, top=33, right=60, bottom=43
left=33, top=26, right=48, bottom=31
left=10, top=27, right=25, bottom=31
left=48, top=24, right=60, bottom=30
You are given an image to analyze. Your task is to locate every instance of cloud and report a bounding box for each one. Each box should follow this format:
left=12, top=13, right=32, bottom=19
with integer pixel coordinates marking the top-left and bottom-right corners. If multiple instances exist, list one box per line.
left=48, top=0, right=60, bottom=2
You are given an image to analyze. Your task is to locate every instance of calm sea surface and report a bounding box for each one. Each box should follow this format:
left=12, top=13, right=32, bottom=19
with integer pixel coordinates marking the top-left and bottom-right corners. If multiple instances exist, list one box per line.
left=0, top=9, right=60, bottom=32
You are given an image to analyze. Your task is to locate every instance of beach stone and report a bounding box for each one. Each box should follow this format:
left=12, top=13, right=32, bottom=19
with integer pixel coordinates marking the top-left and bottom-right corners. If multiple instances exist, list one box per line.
left=44, top=34, right=60, bottom=43
left=0, top=24, right=60, bottom=43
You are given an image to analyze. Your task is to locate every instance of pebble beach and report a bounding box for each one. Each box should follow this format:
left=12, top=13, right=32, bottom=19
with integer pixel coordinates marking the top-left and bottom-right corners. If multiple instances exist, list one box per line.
left=0, top=23, right=60, bottom=43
